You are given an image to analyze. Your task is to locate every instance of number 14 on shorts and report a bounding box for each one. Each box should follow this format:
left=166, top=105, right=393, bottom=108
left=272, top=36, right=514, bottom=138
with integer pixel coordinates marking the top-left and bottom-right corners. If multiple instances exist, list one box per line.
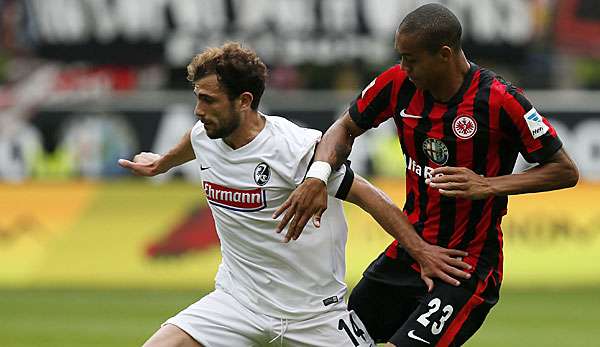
left=338, top=312, right=374, bottom=346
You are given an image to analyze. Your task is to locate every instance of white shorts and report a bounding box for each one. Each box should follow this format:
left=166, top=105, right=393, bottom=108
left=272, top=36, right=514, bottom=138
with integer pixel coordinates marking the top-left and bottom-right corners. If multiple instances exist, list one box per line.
left=164, top=288, right=374, bottom=347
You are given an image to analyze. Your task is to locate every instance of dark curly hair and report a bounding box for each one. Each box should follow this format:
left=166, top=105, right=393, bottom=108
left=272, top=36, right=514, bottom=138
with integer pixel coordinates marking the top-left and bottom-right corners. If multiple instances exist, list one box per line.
left=187, top=42, right=267, bottom=110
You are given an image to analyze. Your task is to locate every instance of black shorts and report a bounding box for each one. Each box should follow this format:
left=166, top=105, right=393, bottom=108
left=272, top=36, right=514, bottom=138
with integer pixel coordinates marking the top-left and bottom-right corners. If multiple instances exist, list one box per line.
left=348, top=269, right=500, bottom=346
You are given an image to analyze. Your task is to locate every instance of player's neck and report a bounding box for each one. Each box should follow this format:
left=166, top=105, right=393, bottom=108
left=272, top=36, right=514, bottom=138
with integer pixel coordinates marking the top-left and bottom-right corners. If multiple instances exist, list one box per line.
left=428, top=53, right=470, bottom=103
left=223, top=110, right=265, bottom=150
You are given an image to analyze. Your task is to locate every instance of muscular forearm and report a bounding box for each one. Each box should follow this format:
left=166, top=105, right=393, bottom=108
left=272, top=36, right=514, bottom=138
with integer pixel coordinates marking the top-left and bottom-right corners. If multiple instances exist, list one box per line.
left=316, top=125, right=353, bottom=170
left=346, top=175, right=473, bottom=290
left=429, top=148, right=579, bottom=200
left=156, top=129, right=196, bottom=174
left=488, top=149, right=578, bottom=196
left=314, top=113, right=365, bottom=170
left=347, top=176, right=427, bottom=257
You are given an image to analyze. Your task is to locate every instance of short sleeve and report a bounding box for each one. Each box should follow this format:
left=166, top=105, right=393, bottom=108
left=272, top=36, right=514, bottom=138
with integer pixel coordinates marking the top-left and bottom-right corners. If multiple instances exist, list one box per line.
left=348, top=65, right=407, bottom=130
left=291, top=141, right=318, bottom=186
left=500, top=89, right=563, bottom=163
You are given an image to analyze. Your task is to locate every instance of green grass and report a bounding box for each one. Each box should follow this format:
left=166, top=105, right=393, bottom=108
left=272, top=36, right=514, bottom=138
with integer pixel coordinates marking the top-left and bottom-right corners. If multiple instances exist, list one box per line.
left=1, top=287, right=598, bottom=347
left=467, top=287, right=599, bottom=347
left=0, top=288, right=202, bottom=347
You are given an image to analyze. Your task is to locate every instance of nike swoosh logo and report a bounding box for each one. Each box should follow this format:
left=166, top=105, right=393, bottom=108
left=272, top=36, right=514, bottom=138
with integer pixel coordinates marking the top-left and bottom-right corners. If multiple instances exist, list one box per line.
left=400, top=109, right=423, bottom=119
left=200, top=166, right=211, bottom=171
left=408, top=330, right=430, bottom=344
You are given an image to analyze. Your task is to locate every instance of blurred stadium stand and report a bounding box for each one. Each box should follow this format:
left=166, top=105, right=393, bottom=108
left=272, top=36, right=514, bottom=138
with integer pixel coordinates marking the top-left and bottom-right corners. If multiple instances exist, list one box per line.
left=0, top=0, right=599, bottom=181
left=1, top=4, right=599, bottom=347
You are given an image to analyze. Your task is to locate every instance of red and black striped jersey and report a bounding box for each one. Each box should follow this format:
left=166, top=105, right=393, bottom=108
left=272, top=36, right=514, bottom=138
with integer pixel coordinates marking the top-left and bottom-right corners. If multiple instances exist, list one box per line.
left=349, top=63, right=562, bottom=285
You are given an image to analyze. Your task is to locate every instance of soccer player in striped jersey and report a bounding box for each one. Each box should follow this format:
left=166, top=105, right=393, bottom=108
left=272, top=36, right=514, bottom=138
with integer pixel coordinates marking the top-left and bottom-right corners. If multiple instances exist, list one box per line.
left=119, top=42, right=471, bottom=347
left=275, top=4, right=579, bottom=346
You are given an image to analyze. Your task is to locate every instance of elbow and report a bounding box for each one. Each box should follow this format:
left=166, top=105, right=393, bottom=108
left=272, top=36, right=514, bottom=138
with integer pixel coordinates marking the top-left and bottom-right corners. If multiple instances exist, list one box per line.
left=562, top=160, right=579, bottom=188
left=553, top=149, right=579, bottom=188
left=566, top=164, right=579, bottom=187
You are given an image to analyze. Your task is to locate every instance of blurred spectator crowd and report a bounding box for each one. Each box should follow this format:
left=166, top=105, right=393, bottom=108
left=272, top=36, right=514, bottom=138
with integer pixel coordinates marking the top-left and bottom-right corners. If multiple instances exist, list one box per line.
left=1, top=0, right=600, bottom=93
left=1, top=0, right=600, bottom=182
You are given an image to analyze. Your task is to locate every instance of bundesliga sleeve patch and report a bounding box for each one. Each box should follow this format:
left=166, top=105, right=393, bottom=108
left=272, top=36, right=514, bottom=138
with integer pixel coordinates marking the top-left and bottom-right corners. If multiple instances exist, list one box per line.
left=524, top=108, right=549, bottom=139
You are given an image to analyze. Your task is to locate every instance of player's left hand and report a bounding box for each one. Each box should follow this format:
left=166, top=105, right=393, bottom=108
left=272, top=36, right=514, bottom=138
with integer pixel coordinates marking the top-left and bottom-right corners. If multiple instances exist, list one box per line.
left=414, top=244, right=471, bottom=292
left=426, top=166, right=493, bottom=200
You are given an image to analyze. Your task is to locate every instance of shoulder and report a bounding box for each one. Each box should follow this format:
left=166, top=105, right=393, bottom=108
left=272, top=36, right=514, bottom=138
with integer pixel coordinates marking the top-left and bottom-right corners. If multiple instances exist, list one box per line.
left=477, top=67, right=529, bottom=109
left=382, top=64, right=405, bottom=77
left=360, top=65, right=409, bottom=96
left=478, top=67, right=520, bottom=97
left=262, top=115, right=322, bottom=180
left=372, top=64, right=407, bottom=85
left=266, top=115, right=322, bottom=147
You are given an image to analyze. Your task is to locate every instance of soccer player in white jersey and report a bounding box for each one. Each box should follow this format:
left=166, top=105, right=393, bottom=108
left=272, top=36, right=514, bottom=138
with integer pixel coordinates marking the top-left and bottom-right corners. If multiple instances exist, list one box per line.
left=119, top=42, right=471, bottom=347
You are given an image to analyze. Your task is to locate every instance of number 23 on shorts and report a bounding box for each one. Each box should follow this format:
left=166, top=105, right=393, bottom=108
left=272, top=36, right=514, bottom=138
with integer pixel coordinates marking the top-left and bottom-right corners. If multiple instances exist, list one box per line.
left=417, top=297, right=454, bottom=335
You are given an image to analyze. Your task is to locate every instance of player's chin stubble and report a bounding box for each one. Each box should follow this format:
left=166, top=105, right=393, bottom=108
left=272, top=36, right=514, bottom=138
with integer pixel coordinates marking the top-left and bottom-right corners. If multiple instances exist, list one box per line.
left=206, top=111, right=241, bottom=139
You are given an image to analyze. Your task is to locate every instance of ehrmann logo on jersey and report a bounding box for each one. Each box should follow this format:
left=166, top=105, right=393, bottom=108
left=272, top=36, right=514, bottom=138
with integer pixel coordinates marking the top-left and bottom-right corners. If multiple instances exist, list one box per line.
left=203, top=181, right=266, bottom=212
left=254, top=162, right=271, bottom=186
left=422, top=138, right=449, bottom=165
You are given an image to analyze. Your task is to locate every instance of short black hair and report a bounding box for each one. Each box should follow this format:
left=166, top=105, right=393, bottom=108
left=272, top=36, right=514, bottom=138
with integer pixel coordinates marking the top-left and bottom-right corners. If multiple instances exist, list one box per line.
left=398, top=3, right=462, bottom=53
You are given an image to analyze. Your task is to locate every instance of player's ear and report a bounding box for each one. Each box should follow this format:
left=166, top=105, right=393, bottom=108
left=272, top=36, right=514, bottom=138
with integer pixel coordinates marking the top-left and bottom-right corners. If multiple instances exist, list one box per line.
left=439, top=46, right=453, bottom=62
left=238, top=92, right=254, bottom=111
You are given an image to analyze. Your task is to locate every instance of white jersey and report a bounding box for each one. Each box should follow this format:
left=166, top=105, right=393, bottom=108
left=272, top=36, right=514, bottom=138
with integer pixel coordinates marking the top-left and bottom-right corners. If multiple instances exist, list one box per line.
left=190, top=115, right=354, bottom=320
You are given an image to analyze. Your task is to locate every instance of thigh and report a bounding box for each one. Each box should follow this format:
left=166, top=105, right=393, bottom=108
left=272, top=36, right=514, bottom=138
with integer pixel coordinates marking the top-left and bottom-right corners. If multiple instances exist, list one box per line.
left=163, top=289, right=267, bottom=347
left=389, top=277, right=499, bottom=347
left=348, top=276, right=421, bottom=343
left=280, top=308, right=375, bottom=347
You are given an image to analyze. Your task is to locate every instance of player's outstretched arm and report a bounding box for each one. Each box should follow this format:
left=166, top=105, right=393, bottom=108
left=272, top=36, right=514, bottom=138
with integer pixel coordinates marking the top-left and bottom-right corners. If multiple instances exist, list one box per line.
left=273, top=113, right=365, bottom=242
left=426, top=148, right=578, bottom=199
left=118, top=129, right=196, bottom=176
left=346, top=175, right=472, bottom=292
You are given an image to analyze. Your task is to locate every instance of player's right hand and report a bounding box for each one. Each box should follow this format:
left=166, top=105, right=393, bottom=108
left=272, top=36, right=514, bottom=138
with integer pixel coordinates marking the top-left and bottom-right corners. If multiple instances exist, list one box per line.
left=273, top=178, right=328, bottom=243
left=118, top=152, right=163, bottom=177
left=414, top=244, right=472, bottom=292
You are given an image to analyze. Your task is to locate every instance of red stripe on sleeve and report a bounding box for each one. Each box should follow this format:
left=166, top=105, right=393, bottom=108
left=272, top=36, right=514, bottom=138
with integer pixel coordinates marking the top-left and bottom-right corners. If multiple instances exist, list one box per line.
left=501, top=89, right=560, bottom=157
left=355, top=65, right=405, bottom=127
